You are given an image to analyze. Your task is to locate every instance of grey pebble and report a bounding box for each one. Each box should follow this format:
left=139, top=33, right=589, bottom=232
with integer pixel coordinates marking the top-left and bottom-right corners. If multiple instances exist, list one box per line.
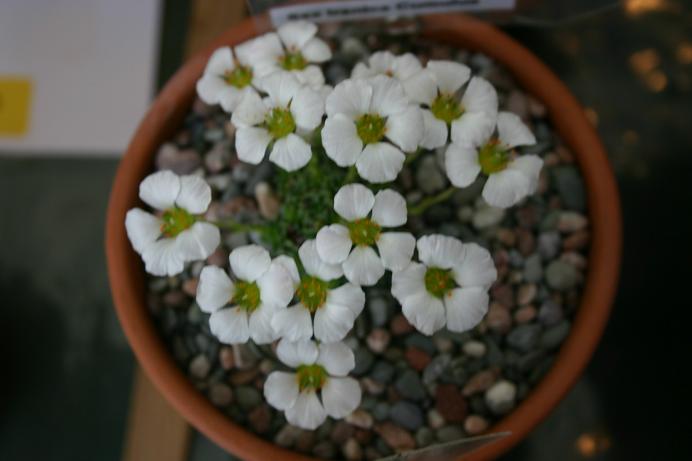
left=541, top=321, right=571, bottom=349
left=395, top=370, right=427, bottom=401
left=546, top=260, right=580, bottom=291
left=390, top=401, right=424, bottom=431
left=506, top=324, right=542, bottom=352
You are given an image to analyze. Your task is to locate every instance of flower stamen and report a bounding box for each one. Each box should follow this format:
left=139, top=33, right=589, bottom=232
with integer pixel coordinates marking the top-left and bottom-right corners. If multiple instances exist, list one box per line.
left=233, top=280, right=261, bottom=312
left=478, top=139, right=510, bottom=174
left=223, top=65, right=253, bottom=88
left=279, top=51, right=308, bottom=71
left=431, top=94, right=463, bottom=123
left=424, top=267, right=455, bottom=298
left=295, top=364, right=328, bottom=391
left=297, top=276, right=328, bottom=313
left=160, top=207, right=195, bottom=237
left=347, top=218, right=381, bottom=246
left=266, top=107, right=296, bottom=139
left=355, top=113, right=387, bottom=144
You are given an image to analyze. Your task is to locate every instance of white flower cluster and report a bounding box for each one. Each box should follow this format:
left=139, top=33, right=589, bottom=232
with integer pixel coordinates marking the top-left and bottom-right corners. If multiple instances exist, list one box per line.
left=124, top=20, right=547, bottom=430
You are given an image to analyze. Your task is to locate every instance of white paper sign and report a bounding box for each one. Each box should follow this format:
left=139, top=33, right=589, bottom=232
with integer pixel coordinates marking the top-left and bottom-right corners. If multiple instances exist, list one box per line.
left=270, top=0, right=515, bottom=26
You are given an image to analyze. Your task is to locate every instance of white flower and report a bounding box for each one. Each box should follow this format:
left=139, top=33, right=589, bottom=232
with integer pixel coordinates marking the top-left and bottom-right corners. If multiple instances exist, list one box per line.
left=195, top=245, right=295, bottom=344
left=264, top=339, right=361, bottom=429
left=403, top=60, right=498, bottom=150
left=351, top=51, right=422, bottom=82
left=316, top=184, right=415, bottom=286
left=249, top=21, right=331, bottom=88
left=196, top=44, right=261, bottom=113
left=231, top=72, right=324, bottom=171
left=125, top=171, right=220, bottom=276
left=271, top=240, right=365, bottom=343
left=391, top=234, right=497, bottom=335
left=445, top=111, right=543, bottom=208
left=321, top=76, right=423, bottom=183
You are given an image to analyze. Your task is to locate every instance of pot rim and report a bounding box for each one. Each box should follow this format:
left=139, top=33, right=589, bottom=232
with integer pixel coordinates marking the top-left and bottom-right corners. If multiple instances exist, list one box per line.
left=106, top=13, right=621, bottom=461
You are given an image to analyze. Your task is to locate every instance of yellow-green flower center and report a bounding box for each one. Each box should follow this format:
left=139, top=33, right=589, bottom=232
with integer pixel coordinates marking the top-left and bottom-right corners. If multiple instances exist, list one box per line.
left=355, top=113, right=387, bottom=145
left=431, top=94, right=463, bottom=123
left=296, top=364, right=328, bottom=391
left=424, top=267, right=455, bottom=298
left=279, top=51, right=308, bottom=71
left=232, top=280, right=261, bottom=312
left=223, top=65, right=253, bottom=88
left=478, top=139, right=510, bottom=175
left=160, top=207, right=195, bottom=237
left=347, top=218, right=381, bottom=246
left=296, top=276, right=328, bottom=313
left=266, top=107, right=296, bottom=139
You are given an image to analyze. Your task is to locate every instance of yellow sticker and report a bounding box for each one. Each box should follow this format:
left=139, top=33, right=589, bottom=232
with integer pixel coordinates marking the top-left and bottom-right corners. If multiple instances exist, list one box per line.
left=0, top=77, right=33, bottom=137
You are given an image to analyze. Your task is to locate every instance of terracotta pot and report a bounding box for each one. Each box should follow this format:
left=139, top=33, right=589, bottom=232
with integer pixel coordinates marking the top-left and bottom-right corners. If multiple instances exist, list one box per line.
left=106, top=13, right=621, bottom=461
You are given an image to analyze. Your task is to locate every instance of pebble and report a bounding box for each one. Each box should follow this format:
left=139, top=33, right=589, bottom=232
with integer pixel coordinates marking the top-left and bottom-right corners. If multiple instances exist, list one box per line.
left=347, top=409, right=374, bottom=429
left=343, top=438, right=363, bottom=460
left=353, top=347, right=375, bottom=375
left=436, top=425, right=464, bottom=443
left=506, top=324, right=542, bottom=352
left=218, top=346, right=235, bottom=370
left=208, top=383, right=233, bottom=406
left=517, top=283, right=537, bottom=305
left=156, top=143, right=201, bottom=174
left=232, top=344, right=259, bottom=370
left=374, top=423, right=415, bottom=451
left=486, top=303, right=512, bottom=333
left=517, top=229, right=536, bottom=256
left=514, top=305, right=537, bottom=324
left=485, top=380, right=517, bottom=415
left=541, top=321, right=571, bottom=349
left=538, top=232, right=561, bottom=260
left=538, top=299, right=564, bottom=325
left=188, top=354, right=211, bottom=379
left=435, top=384, right=468, bottom=423
left=367, top=297, right=390, bottom=327
left=370, top=361, right=395, bottom=383
left=235, top=386, right=262, bottom=411
left=405, top=347, right=432, bottom=371
left=427, top=409, right=446, bottom=429
left=563, top=230, right=590, bottom=251
left=372, top=402, right=390, bottom=421
left=553, top=166, right=586, bottom=211
left=415, top=427, right=435, bottom=447
left=331, top=421, right=356, bottom=444
left=472, top=205, right=506, bottom=229
left=464, top=415, right=489, bottom=435
left=390, top=401, right=424, bottom=431
left=248, top=405, right=271, bottom=433
left=416, top=156, right=447, bottom=194
left=423, top=354, right=451, bottom=385
left=254, top=182, right=280, bottom=220
left=463, top=369, right=499, bottom=397
left=546, top=260, right=580, bottom=291
left=275, top=424, right=302, bottom=447
left=367, top=329, right=391, bottom=354
left=313, top=441, right=337, bottom=459
left=391, top=314, right=414, bottom=335
left=462, top=340, right=487, bottom=358
left=204, top=142, right=231, bottom=173
left=557, top=211, right=588, bottom=232
left=394, top=370, right=426, bottom=401
left=523, top=253, right=543, bottom=282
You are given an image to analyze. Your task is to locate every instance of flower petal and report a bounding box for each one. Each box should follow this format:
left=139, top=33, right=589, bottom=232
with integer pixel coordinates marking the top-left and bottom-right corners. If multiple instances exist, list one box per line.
left=245, top=33, right=284, bottom=76
left=368, top=51, right=395, bottom=75
left=450, top=112, right=495, bottom=148
left=428, top=60, right=471, bottom=94
left=377, top=232, right=416, bottom=272
left=333, top=183, right=375, bottom=221
left=314, top=301, right=357, bottom=343
left=209, top=306, right=250, bottom=344
left=257, top=260, right=297, bottom=307
left=342, top=245, right=385, bottom=286
left=402, top=69, right=437, bottom=105
left=316, top=224, right=352, bottom=264
left=196, top=265, right=234, bottom=313
left=249, top=304, right=280, bottom=344
left=326, top=79, right=372, bottom=118
left=294, top=65, right=326, bottom=88
left=482, top=168, right=531, bottom=208
left=445, top=142, right=481, bottom=187
left=125, top=208, right=161, bottom=254
left=317, top=342, right=355, bottom=376
left=270, top=134, right=312, bottom=172
left=204, top=47, right=234, bottom=76
left=321, top=377, right=361, bottom=419
left=508, top=155, right=544, bottom=194
left=285, top=391, right=326, bottom=430
left=176, top=175, right=212, bottom=214
left=420, top=109, right=449, bottom=150
left=401, top=290, right=446, bottom=335
left=322, top=114, right=363, bottom=167
left=274, top=255, right=301, bottom=285
left=261, top=72, right=301, bottom=107
left=276, top=337, right=318, bottom=367
left=351, top=62, right=373, bottom=79
left=372, top=189, right=407, bottom=227
left=368, top=75, right=408, bottom=116
left=235, top=127, right=271, bottom=165
left=301, top=37, right=332, bottom=62
left=445, top=287, right=489, bottom=333
left=218, top=85, right=254, bottom=113
left=141, top=238, right=185, bottom=276
left=452, top=242, right=497, bottom=289
left=461, top=77, right=498, bottom=118
left=391, top=262, right=426, bottom=303
left=229, top=244, right=271, bottom=282
left=196, top=75, right=227, bottom=106
left=417, top=234, right=465, bottom=269
left=497, top=112, right=536, bottom=148
left=385, top=105, right=423, bottom=152
left=299, top=239, right=344, bottom=281
left=272, top=305, right=314, bottom=342
left=264, top=371, right=299, bottom=411
left=291, top=86, right=325, bottom=130
left=393, top=53, right=423, bottom=80
left=139, top=170, right=180, bottom=211
left=231, top=91, right=267, bottom=127
left=278, top=20, right=317, bottom=49
left=326, top=283, right=365, bottom=317
left=356, top=143, right=405, bottom=183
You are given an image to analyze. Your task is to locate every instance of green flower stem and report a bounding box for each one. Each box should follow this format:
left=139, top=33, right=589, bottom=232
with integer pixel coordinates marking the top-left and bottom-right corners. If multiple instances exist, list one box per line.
left=209, top=219, right=267, bottom=232
left=408, top=186, right=456, bottom=216
left=404, top=148, right=423, bottom=165
left=343, top=166, right=358, bottom=185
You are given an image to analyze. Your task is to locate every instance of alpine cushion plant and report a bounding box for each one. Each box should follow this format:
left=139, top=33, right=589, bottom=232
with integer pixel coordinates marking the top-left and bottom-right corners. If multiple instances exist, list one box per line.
left=123, top=20, right=547, bottom=430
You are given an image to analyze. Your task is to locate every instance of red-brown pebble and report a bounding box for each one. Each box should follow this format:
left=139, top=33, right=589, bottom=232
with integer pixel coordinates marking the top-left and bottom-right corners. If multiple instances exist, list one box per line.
left=435, top=384, right=468, bottom=423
